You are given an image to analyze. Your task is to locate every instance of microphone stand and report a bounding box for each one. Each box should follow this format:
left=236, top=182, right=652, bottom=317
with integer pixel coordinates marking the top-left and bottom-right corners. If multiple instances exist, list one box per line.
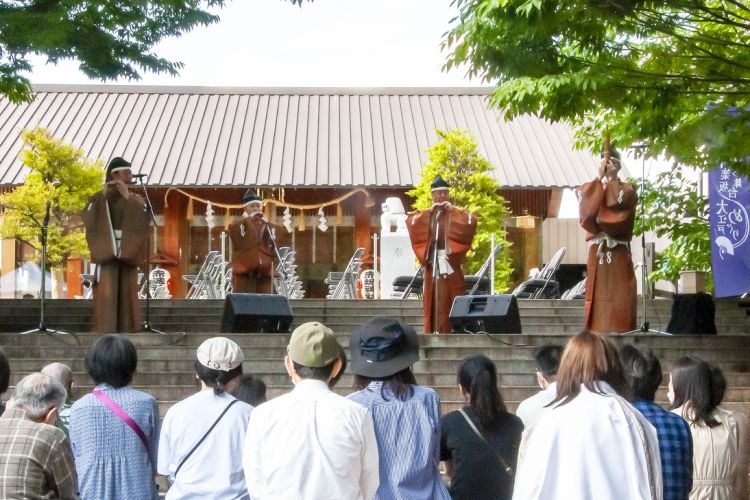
left=19, top=201, right=75, bottom=342
left=261, top=218, right=293, bottom=307
left=135, top=176, right=165, bottom=335
left=430, top=209, right=442, bottom=334
left=623, top=145, right=669, bottom=335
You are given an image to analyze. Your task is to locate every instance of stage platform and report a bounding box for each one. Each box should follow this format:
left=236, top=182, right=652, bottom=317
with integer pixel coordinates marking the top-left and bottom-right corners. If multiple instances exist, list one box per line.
left=0, top=298, right=748, bottom=417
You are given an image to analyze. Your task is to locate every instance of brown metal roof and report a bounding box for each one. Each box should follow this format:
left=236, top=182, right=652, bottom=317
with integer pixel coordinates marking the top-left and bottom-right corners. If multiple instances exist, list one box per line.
left=0, top=85, right=599, bottom=188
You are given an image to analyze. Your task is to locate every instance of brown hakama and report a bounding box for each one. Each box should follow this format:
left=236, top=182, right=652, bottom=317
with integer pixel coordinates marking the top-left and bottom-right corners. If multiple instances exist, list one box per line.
left=406, top=208, right=477, bottom=334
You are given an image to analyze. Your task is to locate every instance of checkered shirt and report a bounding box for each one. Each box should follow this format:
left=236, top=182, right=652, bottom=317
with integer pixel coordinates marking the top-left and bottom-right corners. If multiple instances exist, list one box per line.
left=0, top=407, right=78, bottom=499
left=634, top=399, right=693, bottom=500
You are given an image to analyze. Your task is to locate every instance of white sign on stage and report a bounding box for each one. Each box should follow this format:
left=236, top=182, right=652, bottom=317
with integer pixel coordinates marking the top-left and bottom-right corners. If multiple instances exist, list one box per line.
left=379, top=198, right=417, bottom=299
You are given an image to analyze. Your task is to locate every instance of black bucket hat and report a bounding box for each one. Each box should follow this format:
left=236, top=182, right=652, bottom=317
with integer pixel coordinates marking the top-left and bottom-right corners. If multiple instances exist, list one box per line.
left=350, top=317, right=420, bottom=378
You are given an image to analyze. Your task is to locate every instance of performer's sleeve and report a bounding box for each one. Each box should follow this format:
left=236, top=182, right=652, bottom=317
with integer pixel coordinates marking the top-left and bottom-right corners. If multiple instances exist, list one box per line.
left=598, top=180, right=637, bottom=239
left=578, top=178, right=604, bottom=234
left=118, top=195, right=150, bottom=265
left=604, top=178, right=637, bottom=210
left=446, top=209, right=477, bottom=261
left=406, top=211, right=431, bottom=267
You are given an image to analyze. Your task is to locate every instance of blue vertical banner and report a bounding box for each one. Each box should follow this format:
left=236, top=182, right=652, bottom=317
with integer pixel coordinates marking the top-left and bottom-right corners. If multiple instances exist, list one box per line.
left=709, top=166, right=750, bottom=297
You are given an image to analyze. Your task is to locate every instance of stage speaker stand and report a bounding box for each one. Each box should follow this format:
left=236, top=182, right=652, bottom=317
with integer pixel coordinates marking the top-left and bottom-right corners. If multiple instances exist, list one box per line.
left=221, top=293, right=293, bottom=333
left=450, top=295, right=522, bottom=334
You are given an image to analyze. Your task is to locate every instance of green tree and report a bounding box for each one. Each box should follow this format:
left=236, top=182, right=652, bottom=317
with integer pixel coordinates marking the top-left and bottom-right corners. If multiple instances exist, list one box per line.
left=444, top=0, right=750, bottom=175
left=407, top=128, right=513, bottom=291
left=632, top=168, right=711, bottom=289
left=0, top=1, right=243, bottom=103
left=0, top=128, right=103, bottom=269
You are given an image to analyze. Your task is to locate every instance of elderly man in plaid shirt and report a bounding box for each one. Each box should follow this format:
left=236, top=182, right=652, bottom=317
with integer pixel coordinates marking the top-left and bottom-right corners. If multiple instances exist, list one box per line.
left=621, top=345, right=693, bottom=500
left=0, top=372, right=78, bottom=499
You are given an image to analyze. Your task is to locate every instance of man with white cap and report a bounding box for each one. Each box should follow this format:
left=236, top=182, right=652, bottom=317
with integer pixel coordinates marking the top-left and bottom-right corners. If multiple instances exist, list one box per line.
left=228, top=188, right=277, bottom=293
left=243, top=321, right=379, bottom=499
left=158, top=337, right=253, bottom=499
left=406, top=175, right=477, bottom=334
left=83, top=156, right=149, bottom=333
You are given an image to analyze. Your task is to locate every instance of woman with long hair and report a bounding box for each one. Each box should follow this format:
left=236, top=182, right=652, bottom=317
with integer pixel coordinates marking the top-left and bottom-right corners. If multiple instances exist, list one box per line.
left=512, top=331, right=662, bottom=500
left=440, top=355, right=523, bottom=499
left=348, top=316, right=450, bottom=499
left=670, top=357, right=747, bottom=499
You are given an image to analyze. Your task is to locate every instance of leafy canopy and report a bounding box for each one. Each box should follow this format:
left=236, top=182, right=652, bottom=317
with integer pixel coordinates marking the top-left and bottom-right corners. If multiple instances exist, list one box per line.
left=0, top=1, right=272, bottom=103
left=445, top=0, right=750, bottom=174
left=0, top=128, right=103, bottom=268
left=632, top=168, right=711, bottom=289
left=407, top=129, right=513, bottom=291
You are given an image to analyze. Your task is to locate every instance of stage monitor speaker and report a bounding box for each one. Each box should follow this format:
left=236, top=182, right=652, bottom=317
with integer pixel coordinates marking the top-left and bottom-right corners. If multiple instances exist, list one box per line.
left=449, top=295, right=522, bottom=334
left=221, top=293, right=293, bottom=333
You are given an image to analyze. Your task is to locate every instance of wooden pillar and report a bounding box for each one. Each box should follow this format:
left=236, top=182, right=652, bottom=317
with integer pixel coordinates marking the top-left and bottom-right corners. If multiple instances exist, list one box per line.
left=354, top=199, right=373, bottom=268
left=65, top=258, right=83, bottom=298
left=163, top=193, right=188, bottom=298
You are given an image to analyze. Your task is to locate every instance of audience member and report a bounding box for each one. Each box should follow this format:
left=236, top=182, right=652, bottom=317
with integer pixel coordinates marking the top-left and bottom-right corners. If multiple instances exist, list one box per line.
left=233, top=374, right=267, bottom=407
left=348, top=316, right=449, bottom=500
left=0, top=372, right=77, bottom=499
left=620, top=344, right=693, bottom=500
left=441, top=355, right=523, bottom=499
left=708, top=363, right=749, bottom=499
left=243, top=322, right=379, bottom=499
left=158, top=337, right=252, bottom=499
left=670, top=357, right=747, bottom=499
left=70, top=334, right=160, bottom=500
left=513, top=331, right=662, bottom=500
left=41, top=362, right=75, bottom=439
left=515, top=344, right=562, bottom=427
left=0, top=349, right=9, bottom=416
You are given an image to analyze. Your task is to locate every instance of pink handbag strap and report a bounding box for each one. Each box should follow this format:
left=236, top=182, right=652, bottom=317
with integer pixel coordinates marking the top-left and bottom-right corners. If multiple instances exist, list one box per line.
left=92, top=389, right=149, bottom=451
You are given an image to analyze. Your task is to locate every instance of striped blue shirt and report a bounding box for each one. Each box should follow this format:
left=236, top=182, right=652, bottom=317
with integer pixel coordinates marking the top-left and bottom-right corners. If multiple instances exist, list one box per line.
left=348, top=382, right=450, bottom=500
left=633, top=399, right=693, bottom=500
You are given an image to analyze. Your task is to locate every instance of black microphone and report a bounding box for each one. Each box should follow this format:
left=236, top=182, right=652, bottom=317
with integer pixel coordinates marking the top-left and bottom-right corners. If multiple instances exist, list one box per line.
left=132, top=173, right=148, bottom=179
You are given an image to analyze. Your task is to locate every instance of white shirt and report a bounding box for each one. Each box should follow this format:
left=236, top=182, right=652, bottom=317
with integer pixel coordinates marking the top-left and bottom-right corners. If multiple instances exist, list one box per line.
left=515, top=382, right=557, bottom=428
left=158, top=390, right=253, bottom=500
left=513, top=382, right=663, bottom=500
left=243, top=379, right=379, bottom=500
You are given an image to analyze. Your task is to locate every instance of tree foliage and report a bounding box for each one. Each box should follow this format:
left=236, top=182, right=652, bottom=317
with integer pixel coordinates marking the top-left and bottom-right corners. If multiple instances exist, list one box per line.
left=632, top=168, right=711, bottom=289
left=0, top=128, right=103, bottom=268
left=445, top=0, right=750, bottom=174
left=0, top=1, right=236, bottom=103
left=407, top=129, right=513, bottom=291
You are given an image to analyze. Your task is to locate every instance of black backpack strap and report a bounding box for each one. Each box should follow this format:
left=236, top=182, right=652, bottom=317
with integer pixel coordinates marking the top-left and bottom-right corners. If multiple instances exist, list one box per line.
left=174, top=399, right=240, bottom=476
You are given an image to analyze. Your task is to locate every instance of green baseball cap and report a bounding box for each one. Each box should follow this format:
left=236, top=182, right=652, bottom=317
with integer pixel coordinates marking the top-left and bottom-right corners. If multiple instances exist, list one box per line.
left=288, top=322, right=339, bottom=368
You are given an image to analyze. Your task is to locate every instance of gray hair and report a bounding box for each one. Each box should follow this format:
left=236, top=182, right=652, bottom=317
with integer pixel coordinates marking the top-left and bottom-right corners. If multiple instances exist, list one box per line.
left=8, top=373, right=67, bottom=420
left=41, top=362, right=73, bottom=392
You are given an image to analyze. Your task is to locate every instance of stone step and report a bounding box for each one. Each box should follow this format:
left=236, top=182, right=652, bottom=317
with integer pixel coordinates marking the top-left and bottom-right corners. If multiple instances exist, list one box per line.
left=4, top=330, right=750, bottom=350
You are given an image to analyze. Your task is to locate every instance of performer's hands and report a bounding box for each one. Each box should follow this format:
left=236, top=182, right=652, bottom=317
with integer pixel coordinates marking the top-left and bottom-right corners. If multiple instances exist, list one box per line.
left=106, top=179, right=131, bottom=199
left=598, top=158, right=607, bottom=180
left=431, top=201, right=453, bottom=212
left=599, top=157, right=621, bottom=182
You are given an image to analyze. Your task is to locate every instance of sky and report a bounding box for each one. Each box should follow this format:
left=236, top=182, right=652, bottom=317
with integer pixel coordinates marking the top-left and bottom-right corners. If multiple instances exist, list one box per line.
left=25, top=0, right=479, bottom=88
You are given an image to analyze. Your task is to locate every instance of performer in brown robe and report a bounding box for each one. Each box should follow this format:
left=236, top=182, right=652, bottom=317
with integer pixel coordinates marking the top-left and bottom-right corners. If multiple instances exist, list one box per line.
left=407, top=175, right=477, bottom=334
left=228, top=189, right=277, bottom=294
left=579, top=151, right=638, bottom=334
left=83, top=157, right=149, bottom=333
